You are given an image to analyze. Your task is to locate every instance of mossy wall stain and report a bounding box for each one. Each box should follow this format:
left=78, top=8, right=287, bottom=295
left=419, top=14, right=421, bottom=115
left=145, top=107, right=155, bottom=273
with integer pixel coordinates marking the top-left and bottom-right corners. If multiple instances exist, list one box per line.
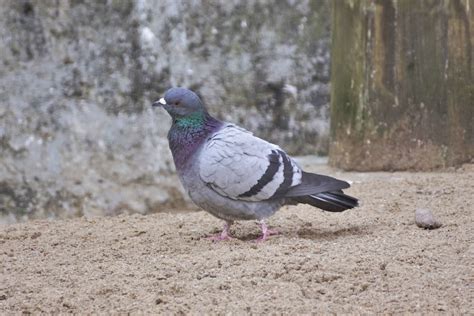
left=330, top=0, right=474, bottom=171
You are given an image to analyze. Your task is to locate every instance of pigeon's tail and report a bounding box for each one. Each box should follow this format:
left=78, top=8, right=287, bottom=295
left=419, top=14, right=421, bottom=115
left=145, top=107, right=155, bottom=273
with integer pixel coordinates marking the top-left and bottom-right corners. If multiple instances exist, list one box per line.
left=292, top=190, right=358, bottom=212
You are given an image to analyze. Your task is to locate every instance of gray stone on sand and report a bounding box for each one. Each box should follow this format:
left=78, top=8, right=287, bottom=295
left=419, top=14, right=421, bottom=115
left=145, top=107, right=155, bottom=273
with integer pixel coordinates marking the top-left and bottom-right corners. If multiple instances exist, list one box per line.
left=415, top=208, right=442, bottom=230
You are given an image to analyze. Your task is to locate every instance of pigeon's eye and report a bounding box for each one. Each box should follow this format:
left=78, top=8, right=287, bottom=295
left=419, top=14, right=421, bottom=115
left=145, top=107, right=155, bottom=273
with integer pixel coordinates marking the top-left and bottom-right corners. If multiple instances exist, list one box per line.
left=174, top=101, right=180, bottom=106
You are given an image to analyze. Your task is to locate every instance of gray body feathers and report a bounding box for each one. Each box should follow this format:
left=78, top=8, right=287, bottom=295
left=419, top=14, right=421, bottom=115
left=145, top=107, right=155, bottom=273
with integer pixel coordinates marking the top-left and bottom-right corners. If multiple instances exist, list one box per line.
left=176, top=123, right=358, bottom=221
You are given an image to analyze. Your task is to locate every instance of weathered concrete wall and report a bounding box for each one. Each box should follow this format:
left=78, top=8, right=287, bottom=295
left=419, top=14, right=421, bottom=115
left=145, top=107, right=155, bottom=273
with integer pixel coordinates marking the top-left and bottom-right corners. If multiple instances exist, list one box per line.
left=329, top=0, right=474, bottom=171
left=0, top=0, right=331, bottom=223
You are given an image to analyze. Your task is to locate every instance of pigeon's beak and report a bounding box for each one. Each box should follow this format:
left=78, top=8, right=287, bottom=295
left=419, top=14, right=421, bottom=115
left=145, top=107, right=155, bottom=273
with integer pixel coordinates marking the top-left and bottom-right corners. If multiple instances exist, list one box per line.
left=152, top=98, right=166, bottom=107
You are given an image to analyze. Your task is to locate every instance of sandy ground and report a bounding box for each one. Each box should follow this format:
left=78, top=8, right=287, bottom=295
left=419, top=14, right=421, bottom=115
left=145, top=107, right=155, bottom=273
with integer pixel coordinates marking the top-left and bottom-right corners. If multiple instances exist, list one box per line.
left=1, top=163, right=473, bottom=314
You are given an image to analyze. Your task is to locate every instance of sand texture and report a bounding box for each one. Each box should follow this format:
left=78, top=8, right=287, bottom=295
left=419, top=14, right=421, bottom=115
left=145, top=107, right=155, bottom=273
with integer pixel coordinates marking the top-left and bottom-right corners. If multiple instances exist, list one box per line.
left=1, top=164, right=473, bottom=314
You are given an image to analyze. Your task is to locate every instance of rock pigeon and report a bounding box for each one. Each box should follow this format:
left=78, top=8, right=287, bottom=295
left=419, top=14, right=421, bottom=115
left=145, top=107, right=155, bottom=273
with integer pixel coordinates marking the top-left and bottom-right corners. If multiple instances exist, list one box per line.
left=153, top=87, right=358, bottom=241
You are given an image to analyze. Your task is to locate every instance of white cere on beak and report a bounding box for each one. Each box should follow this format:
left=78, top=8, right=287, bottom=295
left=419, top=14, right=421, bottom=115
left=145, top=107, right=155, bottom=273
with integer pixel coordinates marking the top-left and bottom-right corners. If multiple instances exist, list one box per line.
left=158, top=98, right=166, bottom=105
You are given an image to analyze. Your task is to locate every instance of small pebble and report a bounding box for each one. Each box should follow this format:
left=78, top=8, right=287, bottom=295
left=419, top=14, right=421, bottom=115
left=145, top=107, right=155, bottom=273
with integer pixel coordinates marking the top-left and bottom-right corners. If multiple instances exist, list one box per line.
left=30, top=232, right=41, bottom=239
left=415, top=208, right=442, bottom=229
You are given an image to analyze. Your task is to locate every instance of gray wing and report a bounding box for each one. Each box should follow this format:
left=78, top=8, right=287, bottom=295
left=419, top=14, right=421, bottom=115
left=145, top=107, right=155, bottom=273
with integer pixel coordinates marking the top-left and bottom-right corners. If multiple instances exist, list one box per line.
left=199, top=124, right=302, bottom=202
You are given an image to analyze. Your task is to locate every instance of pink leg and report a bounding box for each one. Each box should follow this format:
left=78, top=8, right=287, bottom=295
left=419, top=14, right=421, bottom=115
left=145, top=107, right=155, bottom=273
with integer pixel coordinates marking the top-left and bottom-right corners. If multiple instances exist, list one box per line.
left=255, top=220, right=279, bottom=242
left=207, top=221, right=234, bottom=241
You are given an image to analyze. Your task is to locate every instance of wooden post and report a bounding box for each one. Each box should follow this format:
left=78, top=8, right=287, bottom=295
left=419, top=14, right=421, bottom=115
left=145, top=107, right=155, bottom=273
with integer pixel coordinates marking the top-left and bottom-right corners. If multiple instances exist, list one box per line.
left=329, top=0, right=473, bottom=171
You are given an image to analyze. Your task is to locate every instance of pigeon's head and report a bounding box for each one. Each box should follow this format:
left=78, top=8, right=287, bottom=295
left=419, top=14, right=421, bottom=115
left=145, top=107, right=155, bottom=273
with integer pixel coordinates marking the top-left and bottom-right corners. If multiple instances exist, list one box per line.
left=153, top=87, right=206, bottom=118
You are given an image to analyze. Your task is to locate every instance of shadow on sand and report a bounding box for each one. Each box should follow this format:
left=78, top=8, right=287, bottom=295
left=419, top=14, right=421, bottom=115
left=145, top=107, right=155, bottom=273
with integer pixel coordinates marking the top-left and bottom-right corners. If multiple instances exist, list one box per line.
left=206, top=223, right=374, bottom=242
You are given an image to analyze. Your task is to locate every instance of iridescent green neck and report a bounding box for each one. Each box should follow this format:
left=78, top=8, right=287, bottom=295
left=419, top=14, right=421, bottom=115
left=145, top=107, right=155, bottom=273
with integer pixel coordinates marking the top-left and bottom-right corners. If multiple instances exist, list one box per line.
left=168, top=112, right=223, bottom=169
left=174, top=112, right=206, bottom=129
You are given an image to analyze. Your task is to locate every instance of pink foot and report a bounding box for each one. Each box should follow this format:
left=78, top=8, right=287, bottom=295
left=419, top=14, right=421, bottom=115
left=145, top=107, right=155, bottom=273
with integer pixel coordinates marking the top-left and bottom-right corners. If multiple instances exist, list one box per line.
left=207, top=221, right=234, bottom=242
left=255, top=221, right=279, bottom=242
left=207, top=233, right=234, bottom=241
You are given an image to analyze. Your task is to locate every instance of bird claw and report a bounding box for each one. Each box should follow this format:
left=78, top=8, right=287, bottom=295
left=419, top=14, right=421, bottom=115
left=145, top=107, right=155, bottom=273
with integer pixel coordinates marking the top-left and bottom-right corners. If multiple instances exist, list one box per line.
left=206, top=233, right=234, bottom=242
left=206, top=221, right=234, bottom=242
left=254, top=221, right=279, bottom=242
left=254, top=229, right=279, bottom=242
